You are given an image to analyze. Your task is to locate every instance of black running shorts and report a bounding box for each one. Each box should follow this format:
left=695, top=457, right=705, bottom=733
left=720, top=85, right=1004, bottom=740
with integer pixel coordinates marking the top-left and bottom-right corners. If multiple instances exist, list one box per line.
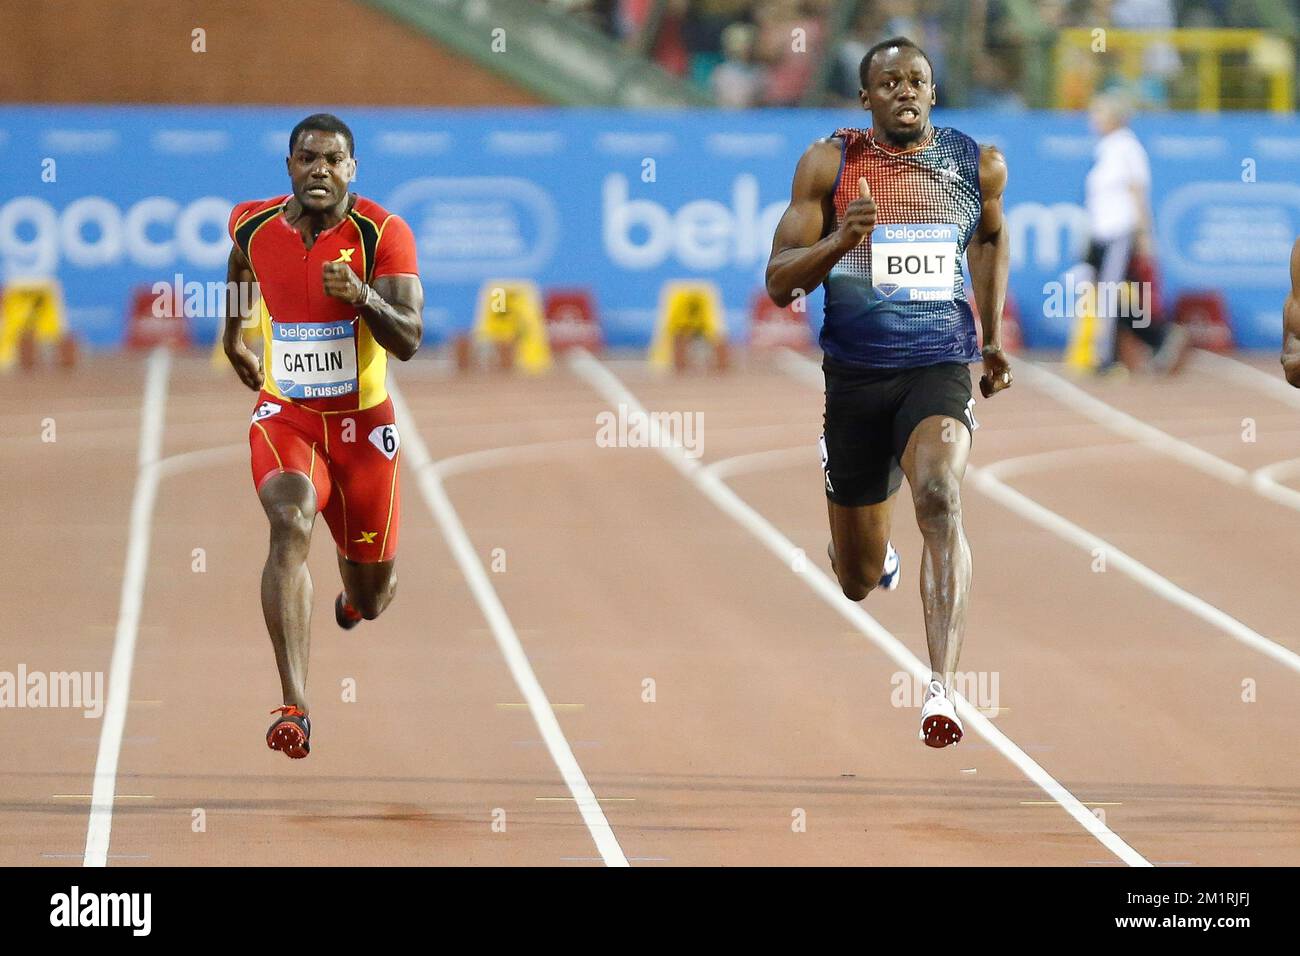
left=820, top=357, right=977, bottom=507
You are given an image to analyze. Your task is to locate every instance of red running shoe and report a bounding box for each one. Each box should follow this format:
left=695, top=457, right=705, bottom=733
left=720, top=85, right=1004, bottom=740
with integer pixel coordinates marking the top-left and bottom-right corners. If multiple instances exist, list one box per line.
left=335, top=592, right=363, bottom=630
left=266, top=705, right=311, bottom=759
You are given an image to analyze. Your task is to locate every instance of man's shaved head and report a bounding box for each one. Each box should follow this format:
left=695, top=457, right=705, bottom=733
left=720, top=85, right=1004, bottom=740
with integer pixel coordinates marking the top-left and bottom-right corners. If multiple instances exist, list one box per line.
left=859, top=36, right=934, bottom=89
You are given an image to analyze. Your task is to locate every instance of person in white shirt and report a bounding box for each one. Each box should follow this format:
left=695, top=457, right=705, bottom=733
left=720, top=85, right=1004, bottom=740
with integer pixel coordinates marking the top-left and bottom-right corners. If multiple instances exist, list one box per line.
left=1084, top=90, right=1189, bottom=372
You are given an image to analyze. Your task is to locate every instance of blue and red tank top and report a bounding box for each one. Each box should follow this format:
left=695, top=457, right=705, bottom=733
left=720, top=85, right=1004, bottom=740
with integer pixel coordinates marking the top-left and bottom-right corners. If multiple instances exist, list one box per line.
left=821, top=126, right=983, bottom=369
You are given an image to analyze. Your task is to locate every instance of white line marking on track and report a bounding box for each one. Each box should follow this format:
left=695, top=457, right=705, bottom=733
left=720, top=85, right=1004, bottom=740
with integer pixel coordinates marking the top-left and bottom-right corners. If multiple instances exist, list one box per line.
left=971, top=441, right=1152, bottom=481
left=952, top=366, right=1300, bottom=673
left=569, top=349, right=1151, bottom=868
left=433, top=438, right=597, bottom=479
left=1252, top=457, right=1300, bottom=511
left=388, top=382, right=629, bottom=868
left=1187, top=350, right=1300, bottom=509
left=778, top=348, right=1300, bottom=679
left=774, top=347, right=823, bottom=388
left=1012, top=361, right=1247, bottom=485
left=1191, top=349, right=1300, bottom=409
left=1016, top=356, right=1300, bottom=523
left=154, top=443, right=244, bottom=479
left=84, top=347, right=171, bottom=868
left=701, top=446, right=811, bottom=481
left=975, top=454, right=1300, bottom=670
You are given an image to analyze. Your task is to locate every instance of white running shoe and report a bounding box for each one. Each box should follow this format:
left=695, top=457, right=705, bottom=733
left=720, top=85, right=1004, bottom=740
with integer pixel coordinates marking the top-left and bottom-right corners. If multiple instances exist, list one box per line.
left=919, top=679, right=963, bottom=748
left=878, top=541, right=901, bottom=591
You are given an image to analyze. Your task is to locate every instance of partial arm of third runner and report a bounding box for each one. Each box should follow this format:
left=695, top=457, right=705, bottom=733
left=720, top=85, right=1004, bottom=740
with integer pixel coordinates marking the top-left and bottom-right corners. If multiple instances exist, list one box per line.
left=1282, top=237, right=1300, bottom=387
left=967, top=145, right=1012, bottom=397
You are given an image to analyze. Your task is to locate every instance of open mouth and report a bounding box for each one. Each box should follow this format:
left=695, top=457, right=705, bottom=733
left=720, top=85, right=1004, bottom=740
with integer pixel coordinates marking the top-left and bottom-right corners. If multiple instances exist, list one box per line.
left=305, top=185, right=331, bottom=199
left=896, top=106, right=920, bottom=122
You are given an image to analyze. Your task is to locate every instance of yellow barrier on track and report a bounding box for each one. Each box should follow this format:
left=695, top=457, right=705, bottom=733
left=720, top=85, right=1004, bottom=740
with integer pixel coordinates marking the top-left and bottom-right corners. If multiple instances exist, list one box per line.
left=0, top=279, right=67, bottom=371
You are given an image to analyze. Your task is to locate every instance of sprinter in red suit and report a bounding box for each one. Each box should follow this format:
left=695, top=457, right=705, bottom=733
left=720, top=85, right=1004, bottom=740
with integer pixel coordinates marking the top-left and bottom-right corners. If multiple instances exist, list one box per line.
left=222, top=113, right=424, bottom=759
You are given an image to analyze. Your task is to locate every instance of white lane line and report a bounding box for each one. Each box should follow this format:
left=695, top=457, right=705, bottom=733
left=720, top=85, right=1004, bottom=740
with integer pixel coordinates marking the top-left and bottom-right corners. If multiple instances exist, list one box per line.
left=1191, top=349, right=1300, bottom=410
left=84, top=348, right=171, bottom=868
left=971, top=441, right=1148, bottom=480
left=776, top=348, right=1300, bottom=677
left=434, top=438, right=613, bottom=479
left=701, top=446, right=811, bottom=481
left=568, top=349, right=1150, bottom=869
left=154, top=442, right=244, bottom=480
left=1189, top=352, right=1300, bottom=508
left=1187, top=350, right=1300, bottom=509
left=972, top=454, right=1300, bottom=676
left=774, top=347, right=823, bottom=388
left=1020, top=356, right=1300, bottom=516
left=388, top=381, right=629, bottom=868
left=1012, top=361, right=1247, bottom=485
left=1252, top=457, right=1300, bottom=512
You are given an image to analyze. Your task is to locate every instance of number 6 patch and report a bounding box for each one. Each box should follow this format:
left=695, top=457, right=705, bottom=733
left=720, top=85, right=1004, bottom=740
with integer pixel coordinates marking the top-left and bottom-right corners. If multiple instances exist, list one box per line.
left=368, top=423, right=400, bottom=460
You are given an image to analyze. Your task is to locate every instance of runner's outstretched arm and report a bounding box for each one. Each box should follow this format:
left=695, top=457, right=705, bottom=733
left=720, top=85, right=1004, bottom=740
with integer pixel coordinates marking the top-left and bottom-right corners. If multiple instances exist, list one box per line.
left=967, top=145, right=1012, bottom=398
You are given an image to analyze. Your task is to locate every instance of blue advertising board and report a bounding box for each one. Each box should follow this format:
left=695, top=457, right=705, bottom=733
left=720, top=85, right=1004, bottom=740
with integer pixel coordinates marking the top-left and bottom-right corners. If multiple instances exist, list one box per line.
left=0, top=106, right=1295, bottom=350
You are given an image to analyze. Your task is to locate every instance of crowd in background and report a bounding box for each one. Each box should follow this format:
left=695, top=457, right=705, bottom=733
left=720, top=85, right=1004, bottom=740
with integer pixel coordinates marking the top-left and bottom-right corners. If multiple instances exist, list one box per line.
left=537, top=0, right=1289, bottom=109
left=540, top=0, right=835, bottom=107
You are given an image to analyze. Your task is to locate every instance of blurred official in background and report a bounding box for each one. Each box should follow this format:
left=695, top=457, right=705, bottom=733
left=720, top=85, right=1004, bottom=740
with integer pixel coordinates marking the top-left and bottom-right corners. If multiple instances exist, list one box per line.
left=1084, top=90, right=1189, bottom=373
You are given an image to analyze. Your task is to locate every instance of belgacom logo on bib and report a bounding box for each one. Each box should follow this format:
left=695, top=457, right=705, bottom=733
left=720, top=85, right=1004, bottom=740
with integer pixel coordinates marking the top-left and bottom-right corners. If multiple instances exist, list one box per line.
left=871, top=222, right=958, bottom=301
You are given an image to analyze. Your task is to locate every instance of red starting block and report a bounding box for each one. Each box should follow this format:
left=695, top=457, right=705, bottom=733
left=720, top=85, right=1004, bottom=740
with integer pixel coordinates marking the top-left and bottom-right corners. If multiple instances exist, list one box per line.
left=1172, top=291, right=1233, bottom=352
left=125, top=285, right=192, bottom=350
left=544, top=289, right=603, bottom=354
left=748, top=290, right=812, bottom=352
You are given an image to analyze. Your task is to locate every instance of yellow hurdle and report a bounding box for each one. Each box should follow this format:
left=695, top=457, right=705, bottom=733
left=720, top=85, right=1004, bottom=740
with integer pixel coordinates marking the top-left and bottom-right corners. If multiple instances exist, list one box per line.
left=649, top=281, right=726, bottom=371
left=0, top=279, right=67, bottom=371
left=473, top=279, right=552, bottom=373
left=1063, top=301, right=1101, bottom=372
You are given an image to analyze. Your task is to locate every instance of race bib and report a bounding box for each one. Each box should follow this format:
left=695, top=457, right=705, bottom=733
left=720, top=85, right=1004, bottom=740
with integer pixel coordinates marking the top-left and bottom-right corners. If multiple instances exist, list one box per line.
left=251, top=399, right=282, bottom=423
left=368, top=423, right=400, bottom=460
left=870, top=223, right=958, bottom=302
left=271, top=320, right=358, bottom=400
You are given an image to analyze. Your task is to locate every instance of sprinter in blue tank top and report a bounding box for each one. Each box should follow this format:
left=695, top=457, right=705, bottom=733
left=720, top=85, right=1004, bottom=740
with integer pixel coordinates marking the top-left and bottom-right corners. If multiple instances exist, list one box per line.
left=765, top=37, right=1013, bottom=749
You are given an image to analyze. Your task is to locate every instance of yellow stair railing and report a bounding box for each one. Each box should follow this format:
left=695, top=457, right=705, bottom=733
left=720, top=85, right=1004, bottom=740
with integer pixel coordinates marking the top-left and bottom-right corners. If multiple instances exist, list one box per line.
left=1055, top=28, right=1294, bottom=112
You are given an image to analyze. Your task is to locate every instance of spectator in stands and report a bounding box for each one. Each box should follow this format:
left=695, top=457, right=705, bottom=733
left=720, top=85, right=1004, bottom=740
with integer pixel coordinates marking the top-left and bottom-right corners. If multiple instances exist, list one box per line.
left=967, top=53, right=1027, bottom=110
left=1110, top=0, right=1180, bottom=106
left=683, top=0, right=754, bottom=90
left=827, top=4, right=875, bottom=104
left=754, top=0, right=826, bottom=105
left=617, top=0, right=690, bottom=76
left=712, top=22, right=765, bottom=107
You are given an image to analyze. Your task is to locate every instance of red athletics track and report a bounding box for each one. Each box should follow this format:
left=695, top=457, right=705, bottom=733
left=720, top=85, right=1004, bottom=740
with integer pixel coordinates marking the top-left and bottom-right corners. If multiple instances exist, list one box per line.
left=2, top=348, right=1296, bottom=865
